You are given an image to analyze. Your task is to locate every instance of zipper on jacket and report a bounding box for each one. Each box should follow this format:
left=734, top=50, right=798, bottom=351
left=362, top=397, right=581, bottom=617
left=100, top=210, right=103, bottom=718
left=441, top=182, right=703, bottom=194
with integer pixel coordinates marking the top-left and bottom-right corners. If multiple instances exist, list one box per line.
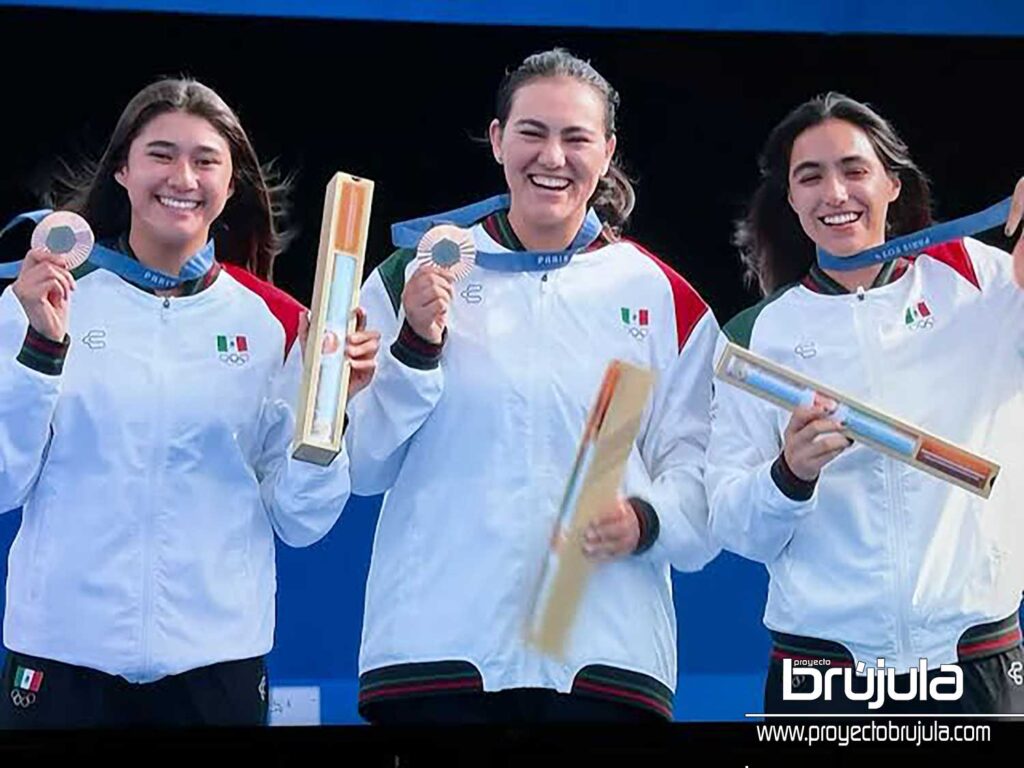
left=852, top=291, right=911, bottom=664
left=523, top=272, right=551, bottom=681
left=141, top=295, right=172, bottom=677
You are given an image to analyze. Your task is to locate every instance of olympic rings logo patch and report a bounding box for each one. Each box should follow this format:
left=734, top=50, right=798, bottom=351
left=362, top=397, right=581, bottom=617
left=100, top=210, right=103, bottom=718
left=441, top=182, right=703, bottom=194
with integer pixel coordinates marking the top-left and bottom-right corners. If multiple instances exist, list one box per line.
left=220, top=352, right=250, bottom=366
left=626, top=326, right=648, bottom=341
left=10, top=689, right=36, bottom=708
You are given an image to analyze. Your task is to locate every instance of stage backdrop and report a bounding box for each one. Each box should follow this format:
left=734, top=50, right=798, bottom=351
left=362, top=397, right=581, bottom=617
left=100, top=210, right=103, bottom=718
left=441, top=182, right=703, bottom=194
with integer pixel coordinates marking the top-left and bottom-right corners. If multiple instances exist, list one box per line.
left=0, top=0, right=1022, bottom=35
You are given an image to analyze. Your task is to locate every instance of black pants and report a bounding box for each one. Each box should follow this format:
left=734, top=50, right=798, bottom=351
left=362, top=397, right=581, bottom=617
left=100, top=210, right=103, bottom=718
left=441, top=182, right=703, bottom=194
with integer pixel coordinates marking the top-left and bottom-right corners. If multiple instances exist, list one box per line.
left=363, top=688, right=665, bottom=725
left=0, top=650, right=268, bottom=729
left=764, top=645, right=1024, bottom=716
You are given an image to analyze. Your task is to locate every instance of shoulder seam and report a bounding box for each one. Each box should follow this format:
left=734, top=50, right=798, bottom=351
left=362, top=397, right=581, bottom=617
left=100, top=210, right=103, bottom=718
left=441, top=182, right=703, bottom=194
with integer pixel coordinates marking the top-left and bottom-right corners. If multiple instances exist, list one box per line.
left=919, top=239, right=981, bottom=291
left=378, top=248, right=418, bottom=317
left=221, top=264, right=305, bottom=362
left=723, top=283, right=799, bottom=349
left=621, top=238, right=709, bottom=353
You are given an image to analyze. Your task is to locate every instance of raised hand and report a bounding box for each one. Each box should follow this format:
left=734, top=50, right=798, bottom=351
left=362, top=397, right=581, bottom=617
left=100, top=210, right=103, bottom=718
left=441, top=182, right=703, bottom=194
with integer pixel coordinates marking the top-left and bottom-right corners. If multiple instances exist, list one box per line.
left=11, top=248, right=74, bottom=342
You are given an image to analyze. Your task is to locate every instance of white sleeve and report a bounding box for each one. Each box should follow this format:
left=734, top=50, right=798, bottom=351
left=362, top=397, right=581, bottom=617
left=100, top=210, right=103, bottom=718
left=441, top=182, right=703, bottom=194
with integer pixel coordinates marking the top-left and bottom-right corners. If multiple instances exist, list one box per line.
left=255, top=338, right=351, bottom=548
left=344, top=262, right=444, bottom=496
left=0, top=287, right=61, bottom=513
left=628, top=310, right=722, bottom=572
left=705, top=331, right=817, bottom=564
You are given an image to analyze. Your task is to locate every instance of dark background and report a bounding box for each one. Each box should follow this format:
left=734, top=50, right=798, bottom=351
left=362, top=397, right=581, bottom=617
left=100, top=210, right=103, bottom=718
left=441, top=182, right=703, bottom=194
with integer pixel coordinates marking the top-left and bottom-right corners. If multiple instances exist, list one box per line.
left=0, top=5, right=1021, bottom=721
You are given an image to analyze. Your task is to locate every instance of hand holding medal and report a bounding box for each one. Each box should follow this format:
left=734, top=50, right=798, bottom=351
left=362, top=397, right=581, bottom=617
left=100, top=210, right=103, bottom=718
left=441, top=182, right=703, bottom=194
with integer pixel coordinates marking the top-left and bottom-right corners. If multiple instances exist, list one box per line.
left=415, top=224, right=476, bottom=281
left=401, top=225, right=474, bottom=346
left=31, top=211, right=95, bottom=270
left=11, top=211, right=94, bottom=342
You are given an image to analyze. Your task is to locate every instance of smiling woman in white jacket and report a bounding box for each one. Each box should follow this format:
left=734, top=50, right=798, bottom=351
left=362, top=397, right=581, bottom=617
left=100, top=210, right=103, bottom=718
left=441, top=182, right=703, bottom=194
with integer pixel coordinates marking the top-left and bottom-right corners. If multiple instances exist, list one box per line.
left=347, top=49, right=720, bottom=725
left=0, top=78, right=379, bottom=728
left=707, top=91, right=1024, bottom=715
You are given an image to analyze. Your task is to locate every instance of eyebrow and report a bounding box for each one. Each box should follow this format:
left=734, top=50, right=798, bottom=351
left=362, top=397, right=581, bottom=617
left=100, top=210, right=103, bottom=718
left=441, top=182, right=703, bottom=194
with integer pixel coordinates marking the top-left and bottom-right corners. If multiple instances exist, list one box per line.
left=144, top=140, right=225, bottom=155
left=512, top=118, right=597, bottom=135
left=791, top=154, right=872, bottom=176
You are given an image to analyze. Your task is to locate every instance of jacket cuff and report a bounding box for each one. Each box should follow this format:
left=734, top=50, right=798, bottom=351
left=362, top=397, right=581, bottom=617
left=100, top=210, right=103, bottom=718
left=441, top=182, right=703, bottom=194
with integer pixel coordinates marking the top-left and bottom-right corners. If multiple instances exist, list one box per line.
left=629, top=496, right=660, bottom=555
left=770, top=453, right=817, bottom=502
left=390, top=320, right=445, bottom=370
left=17, top=326, right=70, bottom=376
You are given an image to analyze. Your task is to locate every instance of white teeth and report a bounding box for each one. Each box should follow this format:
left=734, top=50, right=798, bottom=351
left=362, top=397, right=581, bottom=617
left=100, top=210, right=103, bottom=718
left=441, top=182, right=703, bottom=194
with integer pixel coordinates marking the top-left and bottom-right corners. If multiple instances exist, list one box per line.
left=530, top=175, right=571, bottom=190
left=822, top=211, right=861, bottom=225
left=158, top=196, right=200, bottom=210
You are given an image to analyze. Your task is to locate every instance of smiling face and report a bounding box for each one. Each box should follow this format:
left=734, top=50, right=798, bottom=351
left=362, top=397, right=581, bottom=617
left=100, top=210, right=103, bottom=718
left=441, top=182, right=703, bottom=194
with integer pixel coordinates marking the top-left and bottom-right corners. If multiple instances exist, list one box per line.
left=787, top=118, right=901, bottom=257
left=114, top=110, right=234, bottom=260
left=489, top=76, right=615, bottom=247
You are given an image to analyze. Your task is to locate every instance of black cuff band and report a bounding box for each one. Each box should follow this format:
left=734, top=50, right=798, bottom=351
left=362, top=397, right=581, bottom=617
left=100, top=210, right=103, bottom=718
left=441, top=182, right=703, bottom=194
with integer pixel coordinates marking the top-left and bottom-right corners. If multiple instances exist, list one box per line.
left=17, top=326, right=70, bottom=376
left=390, top=320, right=445, bottom=370
left=770, top=453, right=817, bottom=502
left=629, top=497, right=661, bottom=555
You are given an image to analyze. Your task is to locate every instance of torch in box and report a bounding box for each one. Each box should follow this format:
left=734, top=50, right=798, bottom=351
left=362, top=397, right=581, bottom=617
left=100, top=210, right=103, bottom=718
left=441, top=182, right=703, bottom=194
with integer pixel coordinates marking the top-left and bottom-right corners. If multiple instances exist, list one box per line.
left=292, top=172, right=374, bottom=466
left=526, top=360, right=654, bottom=658
left=714, top=342, right=1000, bottom=498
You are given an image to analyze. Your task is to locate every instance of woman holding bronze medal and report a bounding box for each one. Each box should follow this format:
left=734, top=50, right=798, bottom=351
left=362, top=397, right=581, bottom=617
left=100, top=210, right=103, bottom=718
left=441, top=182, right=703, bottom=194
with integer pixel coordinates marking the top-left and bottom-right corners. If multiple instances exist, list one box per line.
left=0, top=78, right=379, bottom=727
left=348, top=49, right=721, bottom=723
left=706, top=92, right=1024, bottom=714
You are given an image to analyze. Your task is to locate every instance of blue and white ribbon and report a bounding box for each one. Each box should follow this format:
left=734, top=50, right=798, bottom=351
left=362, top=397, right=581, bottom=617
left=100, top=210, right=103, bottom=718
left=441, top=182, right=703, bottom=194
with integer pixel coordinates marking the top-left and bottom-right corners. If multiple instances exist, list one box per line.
left=391, top=193, right=603, bottom=272
left=0, top=209, right=215, bottom=290
left=816, top=197, right=1012, bottom=271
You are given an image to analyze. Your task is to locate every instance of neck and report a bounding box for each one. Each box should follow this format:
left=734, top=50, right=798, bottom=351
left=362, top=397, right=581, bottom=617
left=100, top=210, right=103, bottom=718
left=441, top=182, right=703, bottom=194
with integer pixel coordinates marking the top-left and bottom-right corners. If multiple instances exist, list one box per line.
left=127, top=226, right=208, bottom=291
left=506, top=206, right=585, bottom=252
left=821, top=262, right=884, bottom=293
